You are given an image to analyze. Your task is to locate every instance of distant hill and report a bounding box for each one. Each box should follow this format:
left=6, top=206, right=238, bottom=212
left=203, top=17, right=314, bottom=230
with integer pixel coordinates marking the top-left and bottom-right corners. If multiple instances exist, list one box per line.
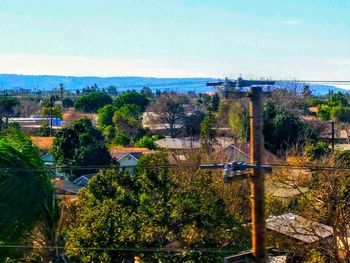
left=309, top=84, right=350, bottom=95
left=0, top=74, right=216, bottom=93
left=0, top=74, right=348, bottom=95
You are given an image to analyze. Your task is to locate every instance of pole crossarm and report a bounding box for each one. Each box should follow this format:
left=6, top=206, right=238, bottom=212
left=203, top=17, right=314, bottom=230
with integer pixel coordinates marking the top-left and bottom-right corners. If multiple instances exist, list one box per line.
left=200, top=162, right=272, bottom=184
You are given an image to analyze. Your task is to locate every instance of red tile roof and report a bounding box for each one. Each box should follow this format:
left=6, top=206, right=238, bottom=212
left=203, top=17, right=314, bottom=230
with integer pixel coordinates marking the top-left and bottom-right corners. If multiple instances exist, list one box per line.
left=31, top=136, right=55, bottom=150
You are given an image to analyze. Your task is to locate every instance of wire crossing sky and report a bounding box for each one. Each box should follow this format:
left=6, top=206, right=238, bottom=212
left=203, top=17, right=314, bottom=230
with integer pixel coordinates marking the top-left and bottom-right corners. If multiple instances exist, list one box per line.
left=0, top=0, right=349, bottom=79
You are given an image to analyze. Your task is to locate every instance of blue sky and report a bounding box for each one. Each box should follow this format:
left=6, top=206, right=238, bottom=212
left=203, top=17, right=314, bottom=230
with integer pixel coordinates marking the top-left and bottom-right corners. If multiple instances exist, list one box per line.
left=0, top=0, right=349, bottom=79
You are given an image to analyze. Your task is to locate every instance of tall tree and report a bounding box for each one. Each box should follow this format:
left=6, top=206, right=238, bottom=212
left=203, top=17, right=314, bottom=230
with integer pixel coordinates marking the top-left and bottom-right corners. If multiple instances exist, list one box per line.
left=74, top=92, right=113, bottom=113
left=114, top=91, right=150, bottom=111
left=212, top=92, right=220, bottom=112
left=0, top=96, right=19, bottom=126
left=200, top=112, right=217, bottom=147
left=0, top=129, right=52, bottom=260
left=97, top=104, right=117, bottom=129
left=52, top=118, right=112, bottom=180
left=228, top=100, right=250, bottom=142
left=147, top=93, right=189, bottom=137
left=263, top=100, right=307, bottom=154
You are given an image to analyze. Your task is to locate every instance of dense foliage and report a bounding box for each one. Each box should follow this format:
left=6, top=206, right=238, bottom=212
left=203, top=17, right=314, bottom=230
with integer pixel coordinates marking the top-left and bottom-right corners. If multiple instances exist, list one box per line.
left=315, top=92, right=350, bottom=122
left=200, top=112, right=217, bottom=146
left=0, top=129, right=52, bottom=259
left=52, top=118, right=112, bottom=180
left=0, top=96, right=19, bottom=126
left=135, top=135, right=157, bottom=150
left=263, top=101, right=308, bottom=154
left=74, top=92, right=113, bottom=113
left=114, top=91, right=150, bottom=111
left=64, top=153, right=247, bottom=262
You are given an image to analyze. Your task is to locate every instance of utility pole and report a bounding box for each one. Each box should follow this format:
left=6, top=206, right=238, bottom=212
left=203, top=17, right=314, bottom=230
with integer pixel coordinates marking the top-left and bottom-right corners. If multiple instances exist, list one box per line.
left=331, top=121, right=335, bottom=151
left=59, top=83, right=64, bottom=99
left=49, top=96, right=54, bottom=137
left=200, top=85, right=271, bottom=263
left=249, top=86, right=266, bottom=262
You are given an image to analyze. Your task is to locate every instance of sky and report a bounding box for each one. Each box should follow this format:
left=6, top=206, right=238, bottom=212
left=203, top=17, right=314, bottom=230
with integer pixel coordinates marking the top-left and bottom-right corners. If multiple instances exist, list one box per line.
left=0, top=0, right=349, bottom=80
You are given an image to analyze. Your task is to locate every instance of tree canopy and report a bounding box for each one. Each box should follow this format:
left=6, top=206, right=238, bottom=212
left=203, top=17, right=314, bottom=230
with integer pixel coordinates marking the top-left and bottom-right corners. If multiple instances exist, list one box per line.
left=52, top=118, right=112, bottom=180
left=74, top=92, right=113, bottom=113
left=114, top=91, right=150, bottom=111
left=0, top=96, right=19, bottom=126
left=64, top=153, right=246, bottom=262
left=0, top=129, right=52, bottom=252
left=263, top=101, right=308, bottom=154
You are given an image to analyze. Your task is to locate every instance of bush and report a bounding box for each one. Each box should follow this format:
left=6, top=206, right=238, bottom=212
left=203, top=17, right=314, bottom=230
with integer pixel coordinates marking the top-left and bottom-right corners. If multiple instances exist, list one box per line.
left=135, top=136, right=157, bottom=150
left=317, top=104, right=331, bottom=121
left=114, top=132, right=131, bottom=146
left=331, top=105, right=350, bottom=122
left=304, top=141, right=330, bottom=160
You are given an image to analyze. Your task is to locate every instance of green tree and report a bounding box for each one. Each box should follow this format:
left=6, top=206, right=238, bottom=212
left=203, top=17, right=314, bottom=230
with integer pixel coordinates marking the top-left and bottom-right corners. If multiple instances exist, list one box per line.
left=52, top=118, right=112, bottom=180
left=196, top=93, right=212, bottom=111
left=331, top=105, right=350, bottom=122
left=212, top=92, right=220, bottom=112
left=200, top=112, right=217, bottom=146
left=113, top=110, right=145, bottom=142
left=62, top=97, right=74, bottom=108
left=0, top=129, right=52, bottom=260
left=304, top=141, right=330, bottom=160
left=74, top=92, right=113, bottom=113
left=135, top=135, right=157, bottom=150
left=64, top=153, right=245, bottom=262
left=118, top=104, right=142, bottom=119
left=263, top=101, right=307, bottom=154
left=97, top=104, right=117, bottom=128
left=114, top=132, right=131, bottom=146
left=37, top=120, right=51, bottom=136
left=114, top=91, right=150, bottom=111
left=0, top=96, right=19, bottom=126
left=317, top=104, right=332, bottom=120
left=40, top=104, right=62, bottom=118
left=329, top=91, right=349, bottom=107
left=228, top=101, right=249, bottom=142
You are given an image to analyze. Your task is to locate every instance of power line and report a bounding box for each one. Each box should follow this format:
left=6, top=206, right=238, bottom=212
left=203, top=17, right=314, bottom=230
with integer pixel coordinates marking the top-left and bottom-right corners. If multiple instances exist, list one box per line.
left=0, top=244, right=241, bottom=253
left=1, top=162, right=350, bottom=172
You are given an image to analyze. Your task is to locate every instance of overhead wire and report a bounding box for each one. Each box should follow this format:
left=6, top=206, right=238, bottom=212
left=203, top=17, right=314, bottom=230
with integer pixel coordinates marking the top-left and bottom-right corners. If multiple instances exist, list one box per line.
left=0, top=244, right=241, bottom=253
left=1, top=162, right=350, bottom=172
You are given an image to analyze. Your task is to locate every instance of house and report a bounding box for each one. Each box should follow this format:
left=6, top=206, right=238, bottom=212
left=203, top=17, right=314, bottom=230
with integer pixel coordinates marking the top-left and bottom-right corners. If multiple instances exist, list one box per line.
left=155, top=137, right=201, bottom=151
left=110, top=147, right=152, bottom=174
left=216, top=143, right=281, bottom=164
left=31, top=136, right=55, bottom=151
left=267, top=213, right=333, bottom=248
left=265, top=182, right=309, bottom=206
left=73, top=174, right=95, bottom=186
left=11, top=118, right=62, bottom=135
left=31, top=136, right=55, bottom=166
left=53, top=178, right=81, bottom=200
left=223, top=249, right=286, bottom=263
left=62, top=108, right=97, bottom=125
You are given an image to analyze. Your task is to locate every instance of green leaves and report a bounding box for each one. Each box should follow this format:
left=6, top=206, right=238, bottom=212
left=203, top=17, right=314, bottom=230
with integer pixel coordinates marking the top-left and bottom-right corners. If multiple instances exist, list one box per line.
left=0, top=129, right=52, bottom=246
left=64, top=153, right=247, bottom=262
left=52, top=118, right=112, bottom=180
left=74, top=92, right=113, bottom=113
